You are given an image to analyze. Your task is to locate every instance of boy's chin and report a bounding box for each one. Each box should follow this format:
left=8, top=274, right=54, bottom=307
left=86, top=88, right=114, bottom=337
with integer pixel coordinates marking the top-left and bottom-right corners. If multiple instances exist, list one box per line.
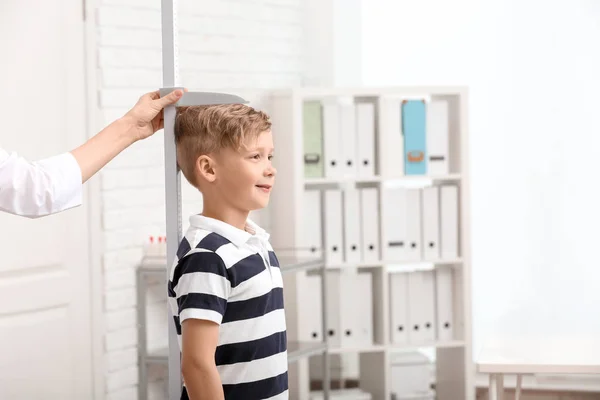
left=248, top=198, right=269, bottom=210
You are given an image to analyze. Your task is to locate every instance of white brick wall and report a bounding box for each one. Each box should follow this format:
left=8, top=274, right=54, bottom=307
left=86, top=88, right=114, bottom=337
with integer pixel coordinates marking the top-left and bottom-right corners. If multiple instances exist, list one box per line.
left=94, top=0, right=305, bottom=398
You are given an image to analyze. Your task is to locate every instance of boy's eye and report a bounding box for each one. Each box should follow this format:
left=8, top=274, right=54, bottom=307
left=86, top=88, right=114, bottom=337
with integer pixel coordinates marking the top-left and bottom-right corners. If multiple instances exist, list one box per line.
left=251, top=154, right=260, bottom=159
left=268, top=155, right=273, bottom=160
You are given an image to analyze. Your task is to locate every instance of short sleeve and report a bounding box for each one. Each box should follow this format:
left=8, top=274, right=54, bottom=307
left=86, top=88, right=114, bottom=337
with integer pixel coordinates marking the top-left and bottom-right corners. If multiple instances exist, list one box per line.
left=171, top=251, right=231, bottom=325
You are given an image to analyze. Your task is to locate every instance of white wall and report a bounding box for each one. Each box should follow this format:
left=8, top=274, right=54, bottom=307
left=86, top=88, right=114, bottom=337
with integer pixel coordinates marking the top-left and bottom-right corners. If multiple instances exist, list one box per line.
left=362, top=0, right=600, bottom=357
left=93, top=0, right=304, bottom=398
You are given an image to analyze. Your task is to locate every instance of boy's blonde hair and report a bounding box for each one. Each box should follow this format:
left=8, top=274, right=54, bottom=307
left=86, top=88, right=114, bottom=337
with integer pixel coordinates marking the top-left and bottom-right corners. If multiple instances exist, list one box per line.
left=174, top=104, right=272, bottom=187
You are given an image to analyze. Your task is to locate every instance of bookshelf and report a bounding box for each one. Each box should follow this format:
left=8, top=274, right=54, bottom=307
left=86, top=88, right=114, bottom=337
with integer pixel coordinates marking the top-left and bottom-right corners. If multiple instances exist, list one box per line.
left=266, top=86, right=474, bottom=400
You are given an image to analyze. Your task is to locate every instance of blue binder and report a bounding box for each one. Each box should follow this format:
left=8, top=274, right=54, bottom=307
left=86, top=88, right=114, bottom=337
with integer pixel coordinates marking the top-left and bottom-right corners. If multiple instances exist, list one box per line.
left=402, top=100, right=427, bottom=175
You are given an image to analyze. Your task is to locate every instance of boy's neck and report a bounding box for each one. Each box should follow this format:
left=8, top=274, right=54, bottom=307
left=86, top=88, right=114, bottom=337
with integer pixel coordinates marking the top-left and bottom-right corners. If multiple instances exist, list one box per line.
left=201, top=201, right=250, bottom=232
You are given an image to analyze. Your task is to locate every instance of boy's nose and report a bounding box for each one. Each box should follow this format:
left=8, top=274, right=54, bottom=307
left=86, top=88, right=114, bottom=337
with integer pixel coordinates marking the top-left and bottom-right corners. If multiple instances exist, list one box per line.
left=265, top=165, right=277, bottom=177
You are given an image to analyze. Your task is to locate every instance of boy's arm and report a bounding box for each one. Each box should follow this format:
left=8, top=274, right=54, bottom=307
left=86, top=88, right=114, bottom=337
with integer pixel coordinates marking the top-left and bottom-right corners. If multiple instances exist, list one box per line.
left=181, top=319, right=224, bottom=400
left=172, top=250, right=230, bottom=400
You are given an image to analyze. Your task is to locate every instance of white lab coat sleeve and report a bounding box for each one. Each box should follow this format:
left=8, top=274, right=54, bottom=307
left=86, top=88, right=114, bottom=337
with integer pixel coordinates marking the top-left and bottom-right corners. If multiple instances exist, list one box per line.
left=0, top=148, right=83, bottom=218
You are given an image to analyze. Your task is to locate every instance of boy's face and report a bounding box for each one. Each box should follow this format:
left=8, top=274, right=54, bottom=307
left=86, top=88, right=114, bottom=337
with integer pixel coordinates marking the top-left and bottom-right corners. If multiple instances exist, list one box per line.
left=212, top=130, right=276, bottom=212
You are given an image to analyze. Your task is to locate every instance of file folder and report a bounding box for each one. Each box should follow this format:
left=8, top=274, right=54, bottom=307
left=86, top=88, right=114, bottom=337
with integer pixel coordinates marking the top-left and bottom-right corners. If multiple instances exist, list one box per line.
left=324, top=189, right=344, bottom=265
left=326, top=270, right=342, bottom=347
left=355, top=271, right=374, bottom=346
left=405, top=189, right=422, bottom=261
left=303, top=101, right=324, bottom=178
left=426, top=100, right=449, bottom=175
left=323, top=102, right=341, bottom=178
left=378, top=97, right=404, bottom=177
left=300, top=273, right=323, bottom=342
left=343, top=188, right=361, bottom=264
left=422, top=186, right=440, bottom=260
left=435, top=266, right=454, bottom=341
left=359, top=188, right=380, bottom=264
left=340, top=269, right=359, bottom=348
left=390, top=272, right=409, bottom=345
left=339, top=102, right=358, bottom=177
left=356, top=103, right=376, bottom=177
left=301, top=190, right=323, bottom=258
left=407, top=270, right=436, bottom=344
left=440, top=185, right=459, bottom=259
left=402, top=100, right=427, bottom=175
left=383, top=188, right=408, bottom=261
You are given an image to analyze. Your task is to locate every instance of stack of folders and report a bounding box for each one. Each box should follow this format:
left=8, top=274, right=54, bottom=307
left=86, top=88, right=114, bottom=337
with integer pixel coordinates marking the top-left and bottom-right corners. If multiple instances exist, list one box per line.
left=303, top=97, right=450, bottom=179
left=386, top=184, right=459, bottom=346
left=300, top=184, right=458, bottom=266
left=297, top=270, right=374, bottom=349
left=299, top=187, right=380, bottom=265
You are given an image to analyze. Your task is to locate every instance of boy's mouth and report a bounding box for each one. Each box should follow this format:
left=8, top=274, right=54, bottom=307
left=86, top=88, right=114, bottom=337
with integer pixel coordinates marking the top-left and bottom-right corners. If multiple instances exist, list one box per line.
left=255, top=184, right=272, bottom=192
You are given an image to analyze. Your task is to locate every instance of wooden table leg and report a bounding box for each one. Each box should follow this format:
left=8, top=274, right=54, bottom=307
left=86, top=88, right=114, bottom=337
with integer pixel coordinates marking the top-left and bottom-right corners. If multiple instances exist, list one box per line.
left=515, top=374, right=522, bottom=400
left=489, top=374, right=504, bottom=400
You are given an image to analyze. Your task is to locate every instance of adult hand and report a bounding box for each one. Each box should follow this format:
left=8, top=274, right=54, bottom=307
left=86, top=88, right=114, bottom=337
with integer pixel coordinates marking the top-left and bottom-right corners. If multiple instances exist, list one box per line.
left=123, top=88, right=186, bottom=142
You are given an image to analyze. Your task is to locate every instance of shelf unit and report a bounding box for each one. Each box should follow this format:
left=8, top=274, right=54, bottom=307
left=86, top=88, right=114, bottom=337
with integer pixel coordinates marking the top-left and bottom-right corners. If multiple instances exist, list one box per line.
left=136, top=254, right=331, bottom=400
left=266, top=86, right=474, bottom=400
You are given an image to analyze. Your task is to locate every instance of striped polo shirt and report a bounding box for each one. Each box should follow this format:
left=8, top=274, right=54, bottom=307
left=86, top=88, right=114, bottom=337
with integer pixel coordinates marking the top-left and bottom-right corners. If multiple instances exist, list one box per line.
left=167, top=215, right=288, bottom=400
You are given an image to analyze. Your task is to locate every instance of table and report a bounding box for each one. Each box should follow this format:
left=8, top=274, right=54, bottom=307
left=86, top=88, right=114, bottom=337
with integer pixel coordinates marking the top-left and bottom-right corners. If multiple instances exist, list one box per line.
left=476, top=336, right=600, bottom=400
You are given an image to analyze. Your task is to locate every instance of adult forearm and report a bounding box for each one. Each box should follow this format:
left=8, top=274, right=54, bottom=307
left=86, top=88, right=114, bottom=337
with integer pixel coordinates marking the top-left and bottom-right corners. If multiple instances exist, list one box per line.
left=69, top=116, right=137, bottom=183
left=182, top=361, right=224, bottom=400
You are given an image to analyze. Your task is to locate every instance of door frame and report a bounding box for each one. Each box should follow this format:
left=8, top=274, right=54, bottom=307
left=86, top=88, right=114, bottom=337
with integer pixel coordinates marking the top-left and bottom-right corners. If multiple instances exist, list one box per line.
left=83, top=0, right=107, bottom=399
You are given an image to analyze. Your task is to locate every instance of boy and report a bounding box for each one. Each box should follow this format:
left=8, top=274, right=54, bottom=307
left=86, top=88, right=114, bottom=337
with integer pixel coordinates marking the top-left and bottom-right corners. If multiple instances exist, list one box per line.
left=167, top=104, right=287, bottom=400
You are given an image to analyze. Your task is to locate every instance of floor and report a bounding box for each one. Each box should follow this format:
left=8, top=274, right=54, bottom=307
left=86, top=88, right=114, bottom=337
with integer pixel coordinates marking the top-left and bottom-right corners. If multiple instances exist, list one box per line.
left=476, top=388, right=600, bottom=400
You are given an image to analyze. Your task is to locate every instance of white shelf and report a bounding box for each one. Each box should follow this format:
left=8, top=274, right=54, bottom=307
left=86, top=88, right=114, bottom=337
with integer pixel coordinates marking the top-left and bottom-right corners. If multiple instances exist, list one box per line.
left=325, top=259, right=463, bottom=271
left=287, top=341, right=328, bottom=363
left=304, top=174, right=461, bottom=189
left=268, top=86, right=473, bottom=400
left=390, top=340, right=466, bottom=352
left=328, top=345, right=387, bottom=355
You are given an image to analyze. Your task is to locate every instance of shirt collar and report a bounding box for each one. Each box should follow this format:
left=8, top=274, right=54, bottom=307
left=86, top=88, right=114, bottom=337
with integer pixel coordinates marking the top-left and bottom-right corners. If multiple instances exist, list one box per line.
left=189, top=214, right=269, bottom=248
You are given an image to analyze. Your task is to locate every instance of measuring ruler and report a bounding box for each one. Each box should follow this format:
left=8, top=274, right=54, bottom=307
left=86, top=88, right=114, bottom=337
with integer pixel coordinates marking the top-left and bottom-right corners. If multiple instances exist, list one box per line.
left=160, top=1, right=248, bottom=398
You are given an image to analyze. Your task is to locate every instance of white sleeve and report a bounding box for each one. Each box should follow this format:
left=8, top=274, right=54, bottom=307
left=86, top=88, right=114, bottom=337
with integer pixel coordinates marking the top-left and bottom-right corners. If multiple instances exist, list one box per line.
left=0, top=148, right=83, bottom=218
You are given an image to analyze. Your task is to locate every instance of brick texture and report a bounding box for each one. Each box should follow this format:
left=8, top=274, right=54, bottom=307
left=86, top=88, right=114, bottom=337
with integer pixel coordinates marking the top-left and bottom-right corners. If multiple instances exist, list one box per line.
left=95, top=0, right=305, bottom=397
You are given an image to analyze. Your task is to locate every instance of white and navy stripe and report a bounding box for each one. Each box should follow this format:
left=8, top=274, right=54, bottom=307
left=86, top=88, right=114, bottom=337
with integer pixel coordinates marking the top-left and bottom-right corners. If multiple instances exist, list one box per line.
left=168, top=216, right=288, bottom=400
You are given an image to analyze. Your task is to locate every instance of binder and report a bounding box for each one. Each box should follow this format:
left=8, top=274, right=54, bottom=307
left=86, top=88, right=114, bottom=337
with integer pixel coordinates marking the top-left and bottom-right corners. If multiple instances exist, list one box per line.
left=382, top=188, right=408, bottom=262
left=426, top=100, right=449, bottom=175
left=359, top=188, right=380, bottom=264
left=322, top=103, right=341, bottom=178
left=303, top=101, right=324, bottom=178
left=435, top=266, right=454, bottom=341
left=405, top=189, right=422, bottom=261
left=407, top=270, right=436, bottom=344
left=339, top=102, right=358, bottom=177
left=356, top=102, right=376, bottom=177
left=389, top=272, right=409, bottom=345
left=325, top=270, right=342, bottom=347
left=324, top=189, right=344, bottom=265
left=440, top=185, right=459, bottom=259
left=300, top=190, right=322, bottom=258
left=343, top=187, right=361, bottom=264
left=378, top=97, right=404, bottom=177
left=340, top=269, right=360, bottom=348
left=300, top=274, right=323, bottom=342
left=402, top=100, right=427, bottom=175
left=421, top=186, right=440, bottom=261
left=355, top=271, right=374, bottom=346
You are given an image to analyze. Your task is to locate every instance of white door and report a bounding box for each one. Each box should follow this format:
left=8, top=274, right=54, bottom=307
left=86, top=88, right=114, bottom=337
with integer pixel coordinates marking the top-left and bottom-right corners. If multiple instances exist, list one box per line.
left=0, top=0, right=93, bottom=399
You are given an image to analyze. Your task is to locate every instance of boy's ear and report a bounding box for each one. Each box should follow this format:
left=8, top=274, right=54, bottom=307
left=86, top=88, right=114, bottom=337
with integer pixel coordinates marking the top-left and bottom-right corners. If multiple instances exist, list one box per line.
left=196, top=155, right=216, bottom=183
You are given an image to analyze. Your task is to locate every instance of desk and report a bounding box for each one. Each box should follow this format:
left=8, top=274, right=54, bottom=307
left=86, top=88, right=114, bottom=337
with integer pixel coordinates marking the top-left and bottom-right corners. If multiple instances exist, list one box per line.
left=476, top=336, right=600, bottom=400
